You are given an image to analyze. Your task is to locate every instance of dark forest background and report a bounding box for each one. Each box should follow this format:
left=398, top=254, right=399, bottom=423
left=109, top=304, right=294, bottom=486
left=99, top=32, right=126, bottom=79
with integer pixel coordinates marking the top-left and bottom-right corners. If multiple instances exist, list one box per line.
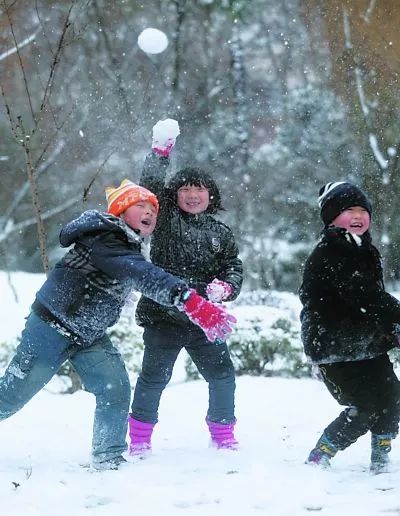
left=1, top=0, right=400, bottom=292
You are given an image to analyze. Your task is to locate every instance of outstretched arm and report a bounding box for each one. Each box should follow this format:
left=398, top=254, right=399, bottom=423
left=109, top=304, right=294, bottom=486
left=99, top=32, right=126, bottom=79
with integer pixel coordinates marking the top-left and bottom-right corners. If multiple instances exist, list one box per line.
left=91, top=235, right=236, bottom=342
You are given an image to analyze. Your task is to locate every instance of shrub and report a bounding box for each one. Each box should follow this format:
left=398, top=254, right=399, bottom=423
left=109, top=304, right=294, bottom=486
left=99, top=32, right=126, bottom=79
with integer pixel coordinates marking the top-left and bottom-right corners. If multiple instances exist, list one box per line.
left=185, top=301, right=310, bottom=379
left=107, top=310, right=144, bottom=386
left=229, top=315, right=308, bottom=377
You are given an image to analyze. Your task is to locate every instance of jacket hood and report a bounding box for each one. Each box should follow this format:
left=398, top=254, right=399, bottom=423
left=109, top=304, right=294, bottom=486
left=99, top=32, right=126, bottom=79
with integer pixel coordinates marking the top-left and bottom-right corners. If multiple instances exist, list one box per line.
left=59, top=210, right=142, bottom=247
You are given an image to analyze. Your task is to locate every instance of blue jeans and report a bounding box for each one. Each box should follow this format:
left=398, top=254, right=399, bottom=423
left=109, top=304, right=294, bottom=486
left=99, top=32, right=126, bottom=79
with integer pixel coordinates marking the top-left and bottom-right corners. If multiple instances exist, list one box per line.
left=131, top=324, right=236, bottom=424
left=0, top=313, right=131, bottom=464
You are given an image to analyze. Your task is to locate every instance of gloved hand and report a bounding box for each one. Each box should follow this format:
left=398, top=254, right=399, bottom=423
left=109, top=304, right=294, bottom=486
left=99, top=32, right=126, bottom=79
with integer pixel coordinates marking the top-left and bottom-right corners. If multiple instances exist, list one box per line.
left=206, top=279, right=233, bottom=303
left=152, top=118, right=180, bottom=157
left=181, top=289, right=236, bottom=342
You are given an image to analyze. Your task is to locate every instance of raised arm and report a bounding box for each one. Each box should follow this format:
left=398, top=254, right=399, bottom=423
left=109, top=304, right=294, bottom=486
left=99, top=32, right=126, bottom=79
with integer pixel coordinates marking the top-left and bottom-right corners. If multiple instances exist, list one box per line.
left=140, top=118, right=180, bottom=197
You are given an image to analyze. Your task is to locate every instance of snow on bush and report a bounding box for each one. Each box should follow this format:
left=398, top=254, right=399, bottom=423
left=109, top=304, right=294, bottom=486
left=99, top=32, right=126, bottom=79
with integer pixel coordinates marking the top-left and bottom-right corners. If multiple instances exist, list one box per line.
left=186, top=292, right=309, bottom=379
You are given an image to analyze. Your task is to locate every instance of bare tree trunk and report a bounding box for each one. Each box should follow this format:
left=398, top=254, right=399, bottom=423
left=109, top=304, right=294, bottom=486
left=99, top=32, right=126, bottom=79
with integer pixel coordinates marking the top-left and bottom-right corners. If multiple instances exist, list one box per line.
left=0, top=0, right=77, bottom=274
left=24, top=141, right=50, bottom=273
left=171, top=0, right=187, bottom=93
left=229, top=20, right=249, bottom=231
left=339, top=6, right=400, bottom=278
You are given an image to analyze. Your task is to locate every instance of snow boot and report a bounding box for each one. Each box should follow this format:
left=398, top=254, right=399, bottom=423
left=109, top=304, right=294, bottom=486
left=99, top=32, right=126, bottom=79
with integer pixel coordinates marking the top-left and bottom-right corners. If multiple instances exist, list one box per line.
left=206, top=418, right=238, bottom=450
left=91, top=455, right=127, bottom=471
left=307, top=433, right=337, bottom=468
left=128, top=416, right=155, bottom=456
left=370, top=433, right=394, bottom=474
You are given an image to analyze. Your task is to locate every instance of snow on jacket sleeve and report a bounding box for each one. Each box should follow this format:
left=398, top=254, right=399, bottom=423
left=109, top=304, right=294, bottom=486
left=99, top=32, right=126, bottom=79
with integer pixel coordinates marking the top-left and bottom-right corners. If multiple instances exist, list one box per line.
left=90, top=234, right=187, bottom=307
left=140, top=152, right=170, bottom=199
left=217, top=226, right=243, bottom=300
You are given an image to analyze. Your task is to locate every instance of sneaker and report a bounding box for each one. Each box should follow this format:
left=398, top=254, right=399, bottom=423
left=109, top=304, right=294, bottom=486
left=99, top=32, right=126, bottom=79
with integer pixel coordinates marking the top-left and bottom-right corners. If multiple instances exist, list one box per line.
left=370, top=458, right=389, bottom=475
left=306, top=433, right=337, bottom=468
left=306, top=448, right=332, bottom=468
left=370, top=434, right=393, bottom=475
left=91, top=455, right=127, bottom=471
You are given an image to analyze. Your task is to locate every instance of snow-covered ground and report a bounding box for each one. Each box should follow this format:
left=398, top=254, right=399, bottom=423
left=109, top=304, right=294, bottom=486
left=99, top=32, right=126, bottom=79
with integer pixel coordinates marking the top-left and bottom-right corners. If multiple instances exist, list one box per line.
left=1, top=272, right=400, bottom=515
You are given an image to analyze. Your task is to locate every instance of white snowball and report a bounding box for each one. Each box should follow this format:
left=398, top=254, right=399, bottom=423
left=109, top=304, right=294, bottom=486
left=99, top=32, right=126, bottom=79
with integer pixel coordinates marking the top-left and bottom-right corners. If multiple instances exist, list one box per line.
left=152, top=119, right=180, bottom=143
left=137, top=28, right=168, bottom=55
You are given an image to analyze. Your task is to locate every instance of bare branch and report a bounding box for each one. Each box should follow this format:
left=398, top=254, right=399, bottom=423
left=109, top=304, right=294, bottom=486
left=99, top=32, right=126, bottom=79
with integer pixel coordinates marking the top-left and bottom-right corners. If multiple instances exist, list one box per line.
left=1, top=139, right=66, bottom=226
left=360, top=0, right=377, bottom=24
left=0, top=82, right=19, bottom=137
left=0, top=195, right=81, bottom=245
left=2, top=0, right=36, bottom=123
left=0, top=27, right=40, bottom=62
left=82, top=149, right=117, bottom=205
left=38, top=1, right=75, bottom=118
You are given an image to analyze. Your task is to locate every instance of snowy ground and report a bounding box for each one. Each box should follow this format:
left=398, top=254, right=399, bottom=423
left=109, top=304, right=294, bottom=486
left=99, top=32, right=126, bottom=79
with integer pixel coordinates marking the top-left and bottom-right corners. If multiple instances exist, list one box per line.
left=1, top=273, right=400, bottom=515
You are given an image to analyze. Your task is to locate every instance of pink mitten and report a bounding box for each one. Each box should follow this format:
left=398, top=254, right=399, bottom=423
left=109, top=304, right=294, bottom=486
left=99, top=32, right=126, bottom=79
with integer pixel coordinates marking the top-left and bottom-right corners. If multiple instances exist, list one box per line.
left=152, top=119, right=180, bottom=158
left=206, top=279, right=233, bottom=303
left=181, top=289, right=236, bottom=342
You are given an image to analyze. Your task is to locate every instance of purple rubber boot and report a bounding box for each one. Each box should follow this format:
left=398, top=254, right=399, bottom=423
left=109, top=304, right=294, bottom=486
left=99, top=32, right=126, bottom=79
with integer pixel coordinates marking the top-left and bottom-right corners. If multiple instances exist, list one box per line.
left=206, top=418, right=238, bottom=450
left=128, top=416, right=155, bottom=456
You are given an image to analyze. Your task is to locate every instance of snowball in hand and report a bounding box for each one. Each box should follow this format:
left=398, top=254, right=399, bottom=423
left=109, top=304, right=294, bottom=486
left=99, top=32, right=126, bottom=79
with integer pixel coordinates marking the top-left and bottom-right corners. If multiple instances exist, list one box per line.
left=138, top=28, right=168, bottom=55
left=152, top=119, right=180, bottom=147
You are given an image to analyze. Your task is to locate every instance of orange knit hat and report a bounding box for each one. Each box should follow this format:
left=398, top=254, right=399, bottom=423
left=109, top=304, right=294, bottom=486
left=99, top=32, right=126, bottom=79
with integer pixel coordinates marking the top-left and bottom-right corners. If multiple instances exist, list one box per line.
left=105, top=179, right=159, bottom=216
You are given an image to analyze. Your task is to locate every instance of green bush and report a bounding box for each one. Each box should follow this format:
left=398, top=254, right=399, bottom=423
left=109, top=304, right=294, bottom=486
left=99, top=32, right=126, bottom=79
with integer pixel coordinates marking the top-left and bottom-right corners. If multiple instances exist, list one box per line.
left=185, top=313, right=309, bottom=379
left=229, top=317, right=309, bottom=377
left=107, top=311, right=144, bottom=386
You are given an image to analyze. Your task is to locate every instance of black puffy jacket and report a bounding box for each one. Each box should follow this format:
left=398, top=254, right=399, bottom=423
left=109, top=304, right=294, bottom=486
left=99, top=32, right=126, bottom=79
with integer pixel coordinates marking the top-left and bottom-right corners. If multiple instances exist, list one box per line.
left=135, top=153, right=243, bottom=327
left=299, top=227, right=400, bottom=364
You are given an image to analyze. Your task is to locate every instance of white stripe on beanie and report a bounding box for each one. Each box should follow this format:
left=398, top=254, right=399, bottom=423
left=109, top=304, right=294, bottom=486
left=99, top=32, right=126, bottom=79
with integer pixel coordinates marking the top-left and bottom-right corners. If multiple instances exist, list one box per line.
left=318, top=181, right=347, bottom=207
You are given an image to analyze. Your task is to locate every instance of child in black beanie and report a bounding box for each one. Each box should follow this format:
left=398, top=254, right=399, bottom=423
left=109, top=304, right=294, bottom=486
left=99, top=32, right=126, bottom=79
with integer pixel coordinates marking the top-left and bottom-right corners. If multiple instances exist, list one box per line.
left=300, top=181, right=400, bottom=473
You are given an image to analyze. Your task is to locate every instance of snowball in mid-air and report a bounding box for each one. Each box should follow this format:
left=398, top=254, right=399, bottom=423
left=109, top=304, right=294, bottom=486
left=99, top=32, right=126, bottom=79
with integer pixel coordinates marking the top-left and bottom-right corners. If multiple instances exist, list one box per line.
left=137, top=28, right=168, bottom=55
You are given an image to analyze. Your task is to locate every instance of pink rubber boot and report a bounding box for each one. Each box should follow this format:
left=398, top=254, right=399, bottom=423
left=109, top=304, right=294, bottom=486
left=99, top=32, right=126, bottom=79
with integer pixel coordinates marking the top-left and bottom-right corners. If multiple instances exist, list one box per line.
left=206, top=418, right=238, bottom=450
left=128, top=416, right=155, bottom=456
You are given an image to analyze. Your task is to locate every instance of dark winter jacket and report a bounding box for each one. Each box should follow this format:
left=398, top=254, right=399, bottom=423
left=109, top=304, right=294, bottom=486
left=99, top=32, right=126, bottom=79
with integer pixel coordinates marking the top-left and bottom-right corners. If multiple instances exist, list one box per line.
left=135, top=153, right=243, bottom=327
left=299, top=226, right=400, bottom=364
left=33, top=210, right=187, bottom=346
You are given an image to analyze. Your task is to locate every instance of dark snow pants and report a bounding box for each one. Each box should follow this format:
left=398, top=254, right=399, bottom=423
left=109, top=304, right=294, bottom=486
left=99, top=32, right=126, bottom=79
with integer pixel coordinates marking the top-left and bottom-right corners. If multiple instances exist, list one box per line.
left=319, top=354, right=400, bottom=450
left=131, top=323, right=236, bottom=424
left=0, top=312, right=131, bottom=464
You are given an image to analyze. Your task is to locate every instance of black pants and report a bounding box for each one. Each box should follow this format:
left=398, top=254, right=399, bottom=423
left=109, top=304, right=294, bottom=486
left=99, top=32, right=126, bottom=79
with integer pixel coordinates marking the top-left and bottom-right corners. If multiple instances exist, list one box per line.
left=319, top=354, right=400, bottom=450
left=130, top=323, right=236, bottom=424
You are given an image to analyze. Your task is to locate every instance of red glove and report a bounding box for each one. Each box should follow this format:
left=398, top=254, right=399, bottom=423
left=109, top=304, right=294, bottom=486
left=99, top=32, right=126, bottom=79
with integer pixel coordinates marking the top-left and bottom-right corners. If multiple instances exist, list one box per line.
left=181, top=289, right=237, bottom=342
left=152, top=139, right=175, bottom=157
left=206, top=279, right=233, bottom=303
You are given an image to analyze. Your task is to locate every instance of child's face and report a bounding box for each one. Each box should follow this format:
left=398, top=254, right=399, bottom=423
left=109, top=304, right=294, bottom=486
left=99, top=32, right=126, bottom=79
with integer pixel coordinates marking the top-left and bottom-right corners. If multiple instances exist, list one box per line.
left=331, top=206, right=370, bottom=235
left=177, top=184, right=210, bottom=214
left=121, top=201, right=157, bottom=236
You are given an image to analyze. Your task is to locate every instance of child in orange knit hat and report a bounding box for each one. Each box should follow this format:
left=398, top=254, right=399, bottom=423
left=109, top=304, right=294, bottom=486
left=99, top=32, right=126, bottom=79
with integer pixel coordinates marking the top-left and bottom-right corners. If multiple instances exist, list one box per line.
left=0, top=179, right=236, bottom=471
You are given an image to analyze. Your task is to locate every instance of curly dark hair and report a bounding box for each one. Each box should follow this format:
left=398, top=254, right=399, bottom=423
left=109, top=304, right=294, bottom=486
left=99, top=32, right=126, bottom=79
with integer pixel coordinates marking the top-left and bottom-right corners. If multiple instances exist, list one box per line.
left=167, top=167, right=224, bottom=214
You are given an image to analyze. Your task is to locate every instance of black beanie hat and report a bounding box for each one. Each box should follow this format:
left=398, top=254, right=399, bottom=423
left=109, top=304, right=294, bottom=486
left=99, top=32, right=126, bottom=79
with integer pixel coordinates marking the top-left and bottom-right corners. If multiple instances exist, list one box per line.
left=318, top=181, right=372, bottom=225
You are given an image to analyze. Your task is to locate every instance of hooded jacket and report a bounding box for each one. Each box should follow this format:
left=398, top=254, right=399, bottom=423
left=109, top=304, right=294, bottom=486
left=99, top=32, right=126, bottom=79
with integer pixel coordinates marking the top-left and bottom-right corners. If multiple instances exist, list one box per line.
left=299, top=226, right=400, bottom=364
left=135, top=153, right=243, bottom=327
left=34, top=210, right=187, bottom=345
